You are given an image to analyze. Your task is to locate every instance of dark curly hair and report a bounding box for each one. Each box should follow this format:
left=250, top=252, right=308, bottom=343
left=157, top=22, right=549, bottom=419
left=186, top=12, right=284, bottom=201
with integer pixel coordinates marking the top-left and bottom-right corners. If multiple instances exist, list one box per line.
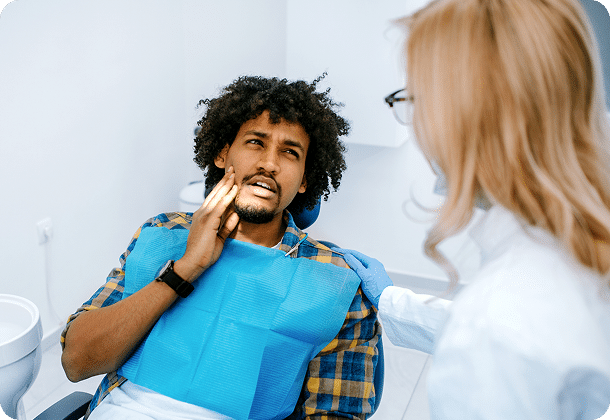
left=193, top=74, right=350, bottom=215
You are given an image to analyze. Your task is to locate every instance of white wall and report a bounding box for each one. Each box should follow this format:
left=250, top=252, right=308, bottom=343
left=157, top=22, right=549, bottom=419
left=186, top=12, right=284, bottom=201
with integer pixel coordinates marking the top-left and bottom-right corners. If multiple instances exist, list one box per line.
left=5, top=0, right=606, bottom=340
left=286, top=0, right=410, bottom=148
left=289, top=0, right=609, bottom=285
left=0, top=0, right=286, bottom=337
left=182, top=0, right=288, bottom=181
left=306, top=140, right=482, bottom=285
left=0, top=0, right=478, bottom=341
left=286, top=0, right=482, bottom=283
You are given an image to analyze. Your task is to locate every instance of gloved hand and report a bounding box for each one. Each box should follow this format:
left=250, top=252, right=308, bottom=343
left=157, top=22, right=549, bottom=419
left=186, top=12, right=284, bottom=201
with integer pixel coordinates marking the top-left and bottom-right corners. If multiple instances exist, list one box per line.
left=333, top=248, right=393, bottom=308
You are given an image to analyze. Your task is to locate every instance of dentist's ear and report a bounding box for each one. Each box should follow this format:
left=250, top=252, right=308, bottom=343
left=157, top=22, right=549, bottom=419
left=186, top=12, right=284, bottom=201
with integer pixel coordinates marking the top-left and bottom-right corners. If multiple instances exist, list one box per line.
left=214, top=145, right=230, bottom=169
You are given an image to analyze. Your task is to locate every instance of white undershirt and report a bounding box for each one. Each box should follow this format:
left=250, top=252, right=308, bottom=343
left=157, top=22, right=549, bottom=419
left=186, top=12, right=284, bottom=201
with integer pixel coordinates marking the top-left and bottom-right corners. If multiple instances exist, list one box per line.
left=89, top=381, right=234, bottom=420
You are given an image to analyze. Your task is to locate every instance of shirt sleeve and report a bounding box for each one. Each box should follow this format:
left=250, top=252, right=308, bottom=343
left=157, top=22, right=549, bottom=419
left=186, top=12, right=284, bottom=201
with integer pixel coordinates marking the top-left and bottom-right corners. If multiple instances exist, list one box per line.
left=378, top=286, right=451, bottom=354
left=61, top=214, right=189, bottom=419
left=287, top=287, right=382, bottom=420
left=60, top=215, right=159, bottom=349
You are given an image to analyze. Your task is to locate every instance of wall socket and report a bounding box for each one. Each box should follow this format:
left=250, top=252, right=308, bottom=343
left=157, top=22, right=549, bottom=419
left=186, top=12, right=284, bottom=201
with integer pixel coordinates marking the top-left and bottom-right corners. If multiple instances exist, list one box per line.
left=37, top=218, right=53, bottom=244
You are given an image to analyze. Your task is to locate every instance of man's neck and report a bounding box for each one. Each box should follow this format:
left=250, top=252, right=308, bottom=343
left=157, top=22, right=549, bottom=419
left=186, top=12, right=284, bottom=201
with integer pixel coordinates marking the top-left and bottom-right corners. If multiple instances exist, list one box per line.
left=230, top=213, right=286, bottom=248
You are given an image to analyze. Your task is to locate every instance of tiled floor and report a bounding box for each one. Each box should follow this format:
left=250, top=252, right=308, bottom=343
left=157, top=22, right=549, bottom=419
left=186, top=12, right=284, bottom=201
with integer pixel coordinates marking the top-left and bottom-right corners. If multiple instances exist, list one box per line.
left=23, top=326, right=432, bottom=420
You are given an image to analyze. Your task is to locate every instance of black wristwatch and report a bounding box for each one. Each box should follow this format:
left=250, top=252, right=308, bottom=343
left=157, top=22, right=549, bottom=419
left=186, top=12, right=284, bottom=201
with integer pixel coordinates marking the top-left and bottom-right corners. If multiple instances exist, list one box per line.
left=155, top=260, right=194, bottom=298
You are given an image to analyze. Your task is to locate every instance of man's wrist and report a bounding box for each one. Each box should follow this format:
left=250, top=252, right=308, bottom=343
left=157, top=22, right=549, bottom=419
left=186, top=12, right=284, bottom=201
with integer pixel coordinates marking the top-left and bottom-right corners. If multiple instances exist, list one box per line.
left=155, top=260, right=194, bottom=298
left=173, top=258, right=204, bottom=284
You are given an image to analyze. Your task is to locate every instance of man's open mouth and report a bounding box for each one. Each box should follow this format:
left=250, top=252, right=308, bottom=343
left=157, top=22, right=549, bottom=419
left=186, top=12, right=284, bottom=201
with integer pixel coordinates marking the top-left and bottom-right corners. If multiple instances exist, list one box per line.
left=245, top=175, right=278, bottom=194
left=253, top=181, right=273, bottom=191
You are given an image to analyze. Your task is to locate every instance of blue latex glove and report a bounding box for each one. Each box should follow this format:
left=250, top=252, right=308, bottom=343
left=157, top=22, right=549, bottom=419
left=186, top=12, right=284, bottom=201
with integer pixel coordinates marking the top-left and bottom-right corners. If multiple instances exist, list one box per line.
left=333, top=248, right=393, bottom=308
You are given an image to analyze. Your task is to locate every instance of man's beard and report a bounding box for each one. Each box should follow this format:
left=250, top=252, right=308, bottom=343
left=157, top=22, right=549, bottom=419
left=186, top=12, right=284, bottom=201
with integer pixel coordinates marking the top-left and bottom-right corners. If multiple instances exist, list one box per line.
left=234, top=203, right=276, bottom=224
left=234, top=172, right=281, bottom=224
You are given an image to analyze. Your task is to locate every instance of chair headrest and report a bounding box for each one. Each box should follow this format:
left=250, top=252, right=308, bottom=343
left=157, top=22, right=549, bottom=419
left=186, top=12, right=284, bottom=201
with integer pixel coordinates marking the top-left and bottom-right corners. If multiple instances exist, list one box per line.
left=290, top=199, right=320, bottom=230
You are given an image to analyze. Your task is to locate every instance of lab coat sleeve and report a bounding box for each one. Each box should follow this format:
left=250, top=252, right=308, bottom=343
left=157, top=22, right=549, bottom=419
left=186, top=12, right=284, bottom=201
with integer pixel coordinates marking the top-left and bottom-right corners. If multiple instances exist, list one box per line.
left=556, top=368, right=610, bottom=419
left=428, top=321, right=558, bottom=419
left=427, top=320, right=610, bottom=420
left=377, top=286, right=451, bottom=354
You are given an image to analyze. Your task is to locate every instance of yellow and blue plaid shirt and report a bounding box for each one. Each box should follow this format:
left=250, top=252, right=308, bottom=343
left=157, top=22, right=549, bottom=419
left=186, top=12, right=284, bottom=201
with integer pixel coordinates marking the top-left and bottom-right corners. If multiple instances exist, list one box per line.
left=61, top=211, right=381, bottom=419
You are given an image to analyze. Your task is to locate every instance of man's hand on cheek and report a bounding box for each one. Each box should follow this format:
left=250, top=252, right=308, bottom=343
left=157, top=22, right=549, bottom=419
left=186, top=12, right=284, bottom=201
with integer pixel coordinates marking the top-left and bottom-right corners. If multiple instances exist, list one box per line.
left=174, top=167, right=240, bottom=282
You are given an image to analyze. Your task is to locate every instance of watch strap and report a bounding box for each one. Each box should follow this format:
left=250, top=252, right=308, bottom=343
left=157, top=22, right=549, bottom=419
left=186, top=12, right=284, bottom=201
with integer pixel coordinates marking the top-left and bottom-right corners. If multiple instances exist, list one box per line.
left=156, top=260, right=194, bottom=298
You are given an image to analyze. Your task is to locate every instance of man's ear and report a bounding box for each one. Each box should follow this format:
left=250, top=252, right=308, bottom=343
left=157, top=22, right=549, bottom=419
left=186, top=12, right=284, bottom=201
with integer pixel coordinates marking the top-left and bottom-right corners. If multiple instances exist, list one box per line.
left=214, top=144, right=230, bottom=169
left=298, top=175, right=307, bottom=194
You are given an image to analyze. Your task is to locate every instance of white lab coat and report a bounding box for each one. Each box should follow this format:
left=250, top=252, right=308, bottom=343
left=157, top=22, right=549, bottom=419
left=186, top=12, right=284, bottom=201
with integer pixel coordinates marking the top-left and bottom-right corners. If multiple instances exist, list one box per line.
left=378, top=205, right=610, bottom=420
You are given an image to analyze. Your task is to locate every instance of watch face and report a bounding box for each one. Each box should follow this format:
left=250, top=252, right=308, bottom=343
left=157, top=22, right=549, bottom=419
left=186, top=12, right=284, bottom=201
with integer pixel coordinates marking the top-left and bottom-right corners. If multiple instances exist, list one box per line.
left=156, top=260, right=173, bottom=279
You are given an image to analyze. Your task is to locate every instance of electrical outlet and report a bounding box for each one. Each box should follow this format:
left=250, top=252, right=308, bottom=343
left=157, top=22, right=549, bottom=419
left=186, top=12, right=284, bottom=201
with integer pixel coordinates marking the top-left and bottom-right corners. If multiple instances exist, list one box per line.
left=37, top=218, right=53, bottom=244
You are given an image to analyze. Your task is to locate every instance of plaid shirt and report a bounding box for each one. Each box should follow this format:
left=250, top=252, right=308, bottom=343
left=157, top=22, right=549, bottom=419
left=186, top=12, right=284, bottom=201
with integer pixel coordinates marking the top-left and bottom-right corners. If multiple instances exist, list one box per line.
left=61, top=211, right=381, bottom=419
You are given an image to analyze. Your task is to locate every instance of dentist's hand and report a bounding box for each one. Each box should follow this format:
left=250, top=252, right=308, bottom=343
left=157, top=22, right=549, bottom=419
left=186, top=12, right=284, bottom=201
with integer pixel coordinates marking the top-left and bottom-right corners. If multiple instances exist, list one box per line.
left=334, top=248, right=393, bottom=308
left=174, top=167, right=240, bottom=282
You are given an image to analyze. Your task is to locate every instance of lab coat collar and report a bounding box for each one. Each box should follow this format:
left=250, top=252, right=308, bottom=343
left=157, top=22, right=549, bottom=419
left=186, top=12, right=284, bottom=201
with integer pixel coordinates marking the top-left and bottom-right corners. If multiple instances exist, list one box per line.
left=469, top=205, right=567, bottom=268
left=468, top=205, right=527, bottom=265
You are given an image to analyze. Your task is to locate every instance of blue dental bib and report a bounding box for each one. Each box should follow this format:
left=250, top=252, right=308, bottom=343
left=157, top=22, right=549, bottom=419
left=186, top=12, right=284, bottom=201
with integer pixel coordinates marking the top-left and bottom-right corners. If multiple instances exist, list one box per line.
left=118, top=226, right=360, bottom=420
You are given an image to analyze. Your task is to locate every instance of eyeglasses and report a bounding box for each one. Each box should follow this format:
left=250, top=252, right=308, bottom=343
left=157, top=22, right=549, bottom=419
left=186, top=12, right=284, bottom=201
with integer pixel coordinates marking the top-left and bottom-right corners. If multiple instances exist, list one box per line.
left=384, top=88, right=414, bottom=126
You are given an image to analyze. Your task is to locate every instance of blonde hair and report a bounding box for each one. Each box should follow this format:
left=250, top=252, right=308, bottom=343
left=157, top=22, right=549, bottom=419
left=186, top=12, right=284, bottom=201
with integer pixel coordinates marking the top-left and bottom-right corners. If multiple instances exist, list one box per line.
left=402, top=0, right=610, bottom=288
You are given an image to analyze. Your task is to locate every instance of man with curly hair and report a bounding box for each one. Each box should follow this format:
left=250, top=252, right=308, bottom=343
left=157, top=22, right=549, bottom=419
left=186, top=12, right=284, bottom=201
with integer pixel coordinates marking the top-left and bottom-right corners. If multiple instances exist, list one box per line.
left=61, top=75, right=382, bottom=420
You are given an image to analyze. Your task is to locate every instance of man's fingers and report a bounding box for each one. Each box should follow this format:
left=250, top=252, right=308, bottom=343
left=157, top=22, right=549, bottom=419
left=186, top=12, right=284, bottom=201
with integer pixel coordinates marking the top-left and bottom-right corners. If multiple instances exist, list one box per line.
left=202, top=167, right=235, bottom=208
left=203, top=168, right=234, bottom=208
left=218, top=211, right=240, bottom=241
left=203, top=183, right=238, bottom=227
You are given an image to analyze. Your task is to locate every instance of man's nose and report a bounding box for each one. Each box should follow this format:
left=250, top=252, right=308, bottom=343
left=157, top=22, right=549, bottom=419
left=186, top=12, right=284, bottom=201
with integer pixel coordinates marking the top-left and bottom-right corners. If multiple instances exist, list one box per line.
left=257, top=148, right=280, bottom=173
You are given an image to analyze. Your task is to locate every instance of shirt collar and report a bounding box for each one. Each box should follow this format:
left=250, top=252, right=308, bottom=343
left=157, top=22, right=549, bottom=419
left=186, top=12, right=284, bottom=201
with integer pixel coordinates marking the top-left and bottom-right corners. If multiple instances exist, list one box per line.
left=278, top=210, right=308, bottom=256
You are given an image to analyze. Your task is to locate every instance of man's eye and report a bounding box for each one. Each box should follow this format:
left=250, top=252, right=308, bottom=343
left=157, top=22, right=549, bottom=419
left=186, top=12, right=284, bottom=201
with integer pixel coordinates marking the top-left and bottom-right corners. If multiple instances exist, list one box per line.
left=285, top=149, right=299, bottom=158
left=247, top=139, right=263, bottom=146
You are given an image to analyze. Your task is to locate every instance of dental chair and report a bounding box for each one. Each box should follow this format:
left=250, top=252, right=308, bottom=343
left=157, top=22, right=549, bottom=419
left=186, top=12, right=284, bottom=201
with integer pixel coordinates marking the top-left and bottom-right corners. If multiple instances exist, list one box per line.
left=33, top=391, right=92, bottom=420
left=34, top=201, right=384, bottom=420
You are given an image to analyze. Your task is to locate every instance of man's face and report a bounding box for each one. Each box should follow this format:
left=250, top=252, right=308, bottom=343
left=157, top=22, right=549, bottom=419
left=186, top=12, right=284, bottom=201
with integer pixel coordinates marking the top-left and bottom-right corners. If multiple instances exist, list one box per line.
left=214, top=110, right=309, bottom=224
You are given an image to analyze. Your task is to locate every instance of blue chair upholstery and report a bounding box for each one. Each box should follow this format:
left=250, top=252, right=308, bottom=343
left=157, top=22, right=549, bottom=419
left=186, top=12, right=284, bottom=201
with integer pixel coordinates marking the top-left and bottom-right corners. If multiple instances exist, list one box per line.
left=291, top=200, right=321, bottom=230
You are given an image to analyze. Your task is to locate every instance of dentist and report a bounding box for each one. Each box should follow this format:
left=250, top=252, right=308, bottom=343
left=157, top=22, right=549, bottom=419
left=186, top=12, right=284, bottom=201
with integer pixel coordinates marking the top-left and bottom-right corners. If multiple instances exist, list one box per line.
left=341, top=0, right=610, bottom=418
